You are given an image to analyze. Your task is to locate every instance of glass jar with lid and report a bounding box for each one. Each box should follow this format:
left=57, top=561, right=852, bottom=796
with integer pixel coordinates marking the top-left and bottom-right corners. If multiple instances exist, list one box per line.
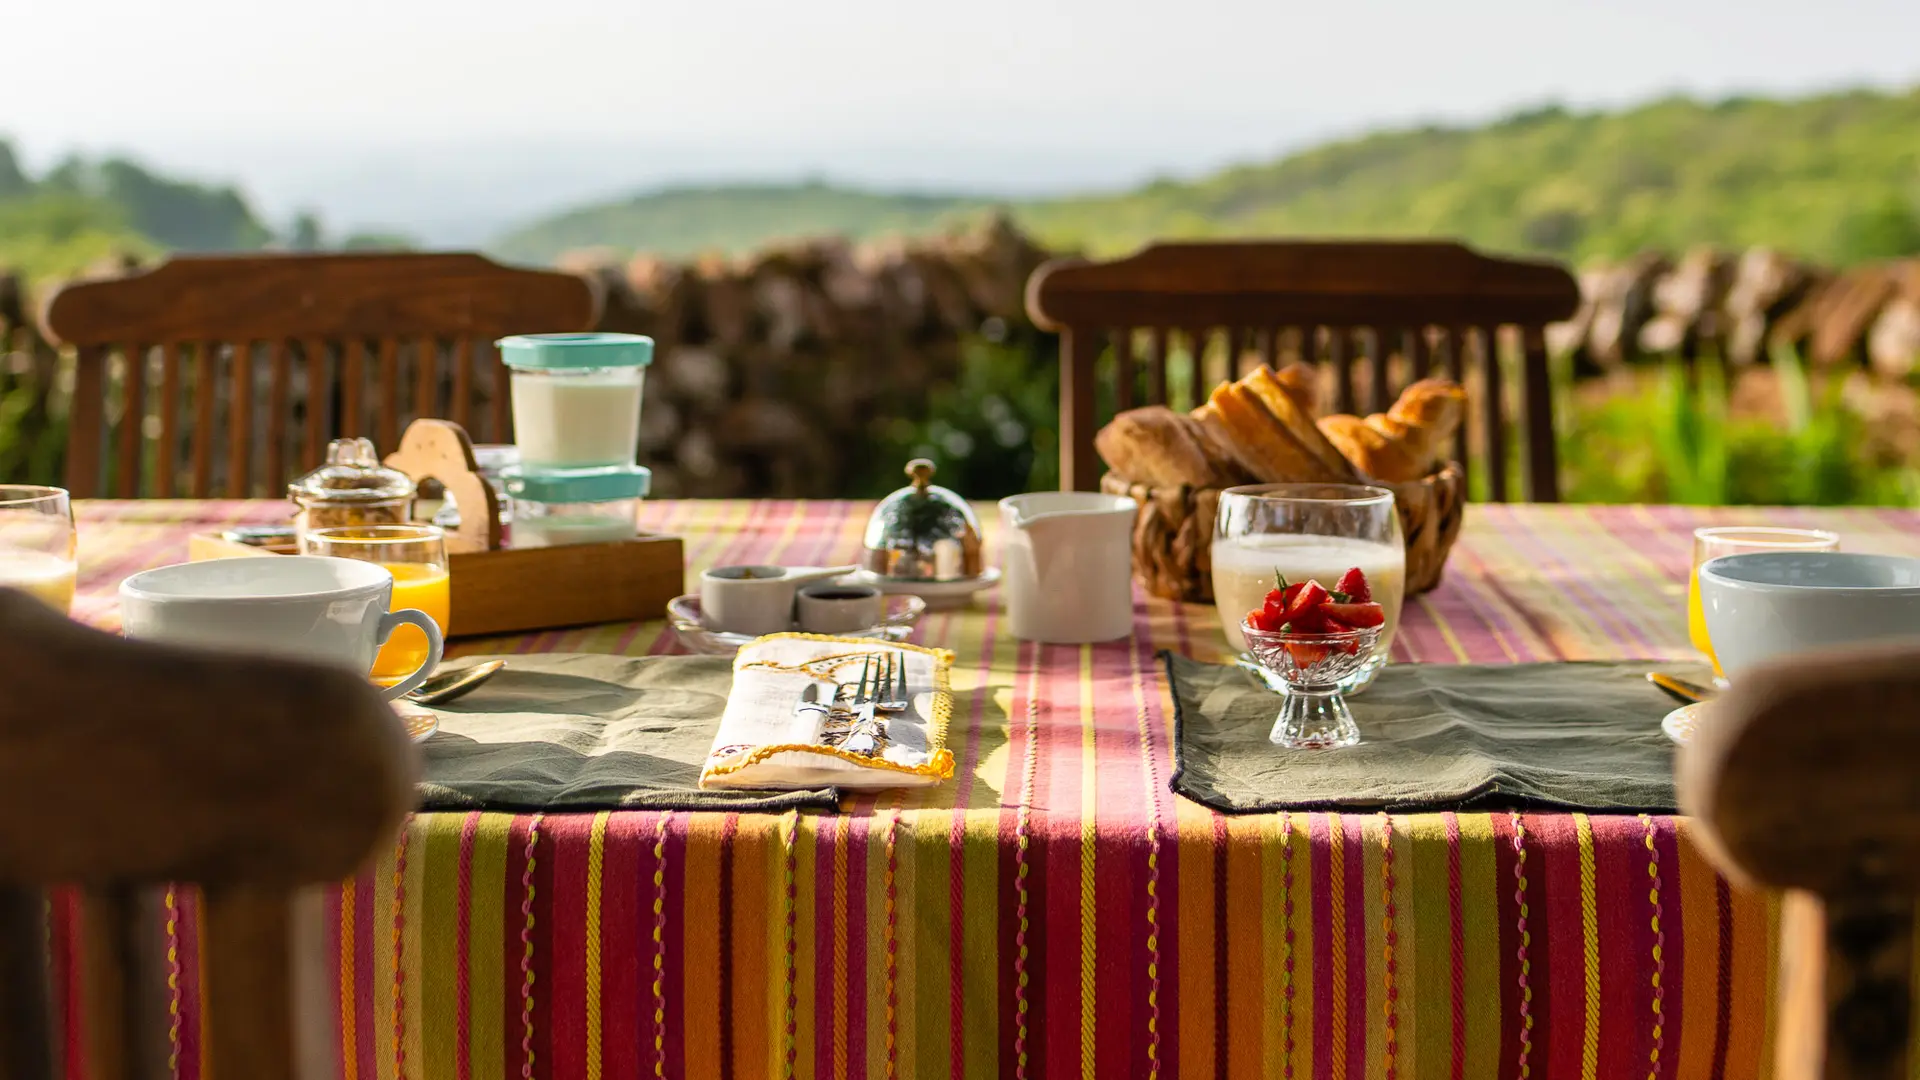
left=861, top=459, right=983, bottom=581
left=288, top=437, right=416, bottom=536
left=498, top=332, right=654, bottom=471
left=503, top=465, right=651, bottom=548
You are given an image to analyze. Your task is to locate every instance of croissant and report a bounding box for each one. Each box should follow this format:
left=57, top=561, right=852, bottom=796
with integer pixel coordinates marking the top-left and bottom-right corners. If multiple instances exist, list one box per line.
left=1315, top=379, right=1467, bottom=482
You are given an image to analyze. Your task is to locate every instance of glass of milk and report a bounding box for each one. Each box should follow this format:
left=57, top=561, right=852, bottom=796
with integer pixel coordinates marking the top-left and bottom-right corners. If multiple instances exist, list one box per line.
left=1212, top=483, right=1404, bottom=692
left=498, top=333, right=654, bottom=471
left=0, top=485, right=77, bottom=614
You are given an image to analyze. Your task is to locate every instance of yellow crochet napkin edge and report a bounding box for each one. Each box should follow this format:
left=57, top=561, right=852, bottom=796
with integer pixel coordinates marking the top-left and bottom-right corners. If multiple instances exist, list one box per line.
left=701, top=632, right=957, bottom=783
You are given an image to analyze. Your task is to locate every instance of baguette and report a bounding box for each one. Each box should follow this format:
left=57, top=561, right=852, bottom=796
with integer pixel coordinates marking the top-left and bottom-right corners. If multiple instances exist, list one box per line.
left=1241, top=366, right=1358, bottom=481
left=1202, top=382, right=1352, bottom=483
left=1095, top=406, right=1250, bottom=488
left=1385, top=378, right=1468, bottom=472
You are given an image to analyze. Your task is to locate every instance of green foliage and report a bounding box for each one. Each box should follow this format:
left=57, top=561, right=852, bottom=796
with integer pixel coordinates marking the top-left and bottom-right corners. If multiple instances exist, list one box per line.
left=863, top=335, right=1060, bottom=499
left=493, top=85, right=1920, bottom=266
left=0, top=191, right=156, bottom=277
left=41, top=154, right=270, bottom=251
left=1560, top=352, right=1916, bottom=506
left=493, top=180, right=993, bottom=264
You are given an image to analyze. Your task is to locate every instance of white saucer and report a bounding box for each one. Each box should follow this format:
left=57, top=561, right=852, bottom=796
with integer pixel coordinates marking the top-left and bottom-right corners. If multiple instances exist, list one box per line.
left=849, top=567, right=1001, bottom=609
left=666, top=593, right=926, bottom=656
left=1662, top=702, right=1704, bottom=745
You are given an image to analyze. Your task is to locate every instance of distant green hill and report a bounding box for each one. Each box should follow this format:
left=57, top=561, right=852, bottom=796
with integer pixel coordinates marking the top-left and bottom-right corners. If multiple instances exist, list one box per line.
left=494, top=86, right=1920, bottom=266
left=491, top=181, right=989, bottom=264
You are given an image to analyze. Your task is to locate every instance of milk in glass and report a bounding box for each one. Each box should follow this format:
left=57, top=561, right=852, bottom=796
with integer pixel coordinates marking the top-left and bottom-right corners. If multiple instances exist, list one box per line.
left=1211, top=533, right=1406, bottom=657
left=0, top=549, right=77, bottom=613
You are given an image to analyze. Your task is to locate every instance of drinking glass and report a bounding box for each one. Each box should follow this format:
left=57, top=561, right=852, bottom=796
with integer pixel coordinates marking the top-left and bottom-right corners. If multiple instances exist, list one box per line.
left=1687, top=526, right=1838, bottom=679
left=1213, top=483, right=1404, bottom=691
left=301, top=524, right=449, bottom=686
left=0, top=485, right=77, bottom=614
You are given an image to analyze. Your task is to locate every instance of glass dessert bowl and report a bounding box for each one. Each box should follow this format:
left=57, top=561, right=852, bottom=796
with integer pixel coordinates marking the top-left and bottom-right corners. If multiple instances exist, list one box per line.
left=1241, top=619, right=1381, bottom=749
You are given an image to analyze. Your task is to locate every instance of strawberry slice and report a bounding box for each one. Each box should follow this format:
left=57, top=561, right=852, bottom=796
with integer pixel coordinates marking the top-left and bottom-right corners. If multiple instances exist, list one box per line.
left=1335, top=567, right=1371, bottom=603
left=1279, top=581, right=1330, bottom=626
left=1322, top=601, right=1385, bottom=628
left=1262, top=591, right=1289, bottom=627
left=1285, top=640, right=1330, bottom=665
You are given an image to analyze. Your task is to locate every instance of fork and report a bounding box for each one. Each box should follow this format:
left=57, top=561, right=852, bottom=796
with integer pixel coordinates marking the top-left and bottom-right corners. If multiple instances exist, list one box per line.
left=842, top=653, right=886, bottom=755
left=877, top=650, right=910, bottom=712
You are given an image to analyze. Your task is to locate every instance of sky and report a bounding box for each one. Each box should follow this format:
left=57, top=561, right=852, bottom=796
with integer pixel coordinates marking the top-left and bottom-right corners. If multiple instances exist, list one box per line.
left=11, top=0, right=1920, bottom=241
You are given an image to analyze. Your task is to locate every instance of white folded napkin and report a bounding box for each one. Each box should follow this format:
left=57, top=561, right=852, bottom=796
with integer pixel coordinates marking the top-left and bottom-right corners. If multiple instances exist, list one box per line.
left=699, top=634, right=955, bottom=791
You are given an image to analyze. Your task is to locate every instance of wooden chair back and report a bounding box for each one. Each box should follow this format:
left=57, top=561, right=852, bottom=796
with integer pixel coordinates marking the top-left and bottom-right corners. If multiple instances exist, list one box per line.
left=1024, top=240, right=1581, bottom=500
left=0, top=589, right=415, bottom=1080
left=1678, top=642, right=1920, bottom=1080
left=41, top=252, right=600, bottom=498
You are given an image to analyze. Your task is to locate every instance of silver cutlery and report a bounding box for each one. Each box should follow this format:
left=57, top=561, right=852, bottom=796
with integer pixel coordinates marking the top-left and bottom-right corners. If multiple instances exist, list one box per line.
left=842, top=653, right=887, bottom=755
left=795, top=680, right=831, bottom=722
left=877, top=650, right=910, bottom=712
left=1646, top=671, right=1713, bottom=705
left=406, top=659, right=506, bottom=706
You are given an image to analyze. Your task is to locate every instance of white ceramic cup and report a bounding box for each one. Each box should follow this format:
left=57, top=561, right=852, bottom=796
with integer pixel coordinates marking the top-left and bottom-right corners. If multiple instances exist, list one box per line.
left=119, top=555, right=445, bottom=700
left=698, top=564, right=857, bottom=636
left=1698, top=551, right=1920, bottom=679
left=795, top=582, right=885, bottom=634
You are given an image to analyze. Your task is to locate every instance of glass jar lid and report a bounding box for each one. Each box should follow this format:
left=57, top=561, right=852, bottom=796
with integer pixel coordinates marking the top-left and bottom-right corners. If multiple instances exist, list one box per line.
left=497, top=332, right=655, bottom=370
left=288, top=437, right=416, bottom=505
left=502, top=464, right=651, bottom=504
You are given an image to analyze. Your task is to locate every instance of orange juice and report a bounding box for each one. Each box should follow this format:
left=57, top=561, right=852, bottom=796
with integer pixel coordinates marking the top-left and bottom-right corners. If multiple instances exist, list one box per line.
left=1685, top=566, right=1721, bottom=677
left=373, top=562, right=450, bottom=685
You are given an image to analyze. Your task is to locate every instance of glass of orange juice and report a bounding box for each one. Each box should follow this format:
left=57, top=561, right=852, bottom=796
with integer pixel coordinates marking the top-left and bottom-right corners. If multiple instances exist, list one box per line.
left=1688, top=526, right=1838, bottom=677
left=301, top=524, right=449, bottom=686
left=0, top=485, right=77, bottom=614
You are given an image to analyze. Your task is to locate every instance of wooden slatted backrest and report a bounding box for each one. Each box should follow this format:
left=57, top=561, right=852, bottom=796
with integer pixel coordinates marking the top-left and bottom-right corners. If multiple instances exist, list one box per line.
left=0, top=590, right=415, bottom=1080
left=41, top=252, right=601, bottom=499
left=1024, top=240, right=1581, bottom=500
left=1679, top=642, right=1920, bottom=1080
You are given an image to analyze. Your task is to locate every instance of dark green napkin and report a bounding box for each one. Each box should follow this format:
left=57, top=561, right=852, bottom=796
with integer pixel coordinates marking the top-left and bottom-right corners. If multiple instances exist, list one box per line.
left=417, top=653, right=837, bottom=812
left=1166, top=653, right=1698, bottom=813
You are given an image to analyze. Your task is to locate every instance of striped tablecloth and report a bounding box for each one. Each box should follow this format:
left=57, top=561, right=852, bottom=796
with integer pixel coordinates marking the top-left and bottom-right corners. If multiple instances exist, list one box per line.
left=62, top=500, right=1920, bottom=1080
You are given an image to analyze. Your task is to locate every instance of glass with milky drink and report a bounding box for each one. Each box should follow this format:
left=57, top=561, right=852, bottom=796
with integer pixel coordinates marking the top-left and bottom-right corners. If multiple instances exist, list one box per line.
left=1213, top=483, right=1405, bottom=691
left=301, top=524, right=449, bottom=686
left=0, top=485, right=77, bottom=614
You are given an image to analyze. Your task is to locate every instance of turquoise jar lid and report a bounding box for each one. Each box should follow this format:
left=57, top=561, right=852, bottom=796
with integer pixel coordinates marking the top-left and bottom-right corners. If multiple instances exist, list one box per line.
left=497, top=332, right=654, bottom=370
left=503, top=465, right=651, bottom=503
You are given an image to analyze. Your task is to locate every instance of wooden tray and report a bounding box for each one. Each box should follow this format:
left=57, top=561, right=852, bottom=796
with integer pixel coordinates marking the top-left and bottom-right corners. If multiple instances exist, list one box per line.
left=188, top=418, right=685, bottom=637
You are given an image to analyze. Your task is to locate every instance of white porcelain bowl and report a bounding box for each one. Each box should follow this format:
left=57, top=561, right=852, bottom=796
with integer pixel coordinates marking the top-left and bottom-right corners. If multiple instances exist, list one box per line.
left=1698, top=552, right=1920, bottom=678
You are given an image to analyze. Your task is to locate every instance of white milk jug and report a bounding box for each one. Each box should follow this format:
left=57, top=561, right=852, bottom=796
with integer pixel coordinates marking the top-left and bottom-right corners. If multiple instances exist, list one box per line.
left=998, top=492, right=1138, bottom=644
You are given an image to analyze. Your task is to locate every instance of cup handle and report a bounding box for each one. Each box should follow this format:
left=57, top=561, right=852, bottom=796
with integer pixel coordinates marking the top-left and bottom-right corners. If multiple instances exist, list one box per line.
left=375, top=608, right=445, bottom=701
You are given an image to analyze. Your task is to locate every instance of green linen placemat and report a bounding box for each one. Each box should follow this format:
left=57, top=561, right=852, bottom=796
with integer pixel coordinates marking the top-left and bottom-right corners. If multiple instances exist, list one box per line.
left=1167, top=653, right=1701, bottom=813
left=417, top=653, right=837, bottom=812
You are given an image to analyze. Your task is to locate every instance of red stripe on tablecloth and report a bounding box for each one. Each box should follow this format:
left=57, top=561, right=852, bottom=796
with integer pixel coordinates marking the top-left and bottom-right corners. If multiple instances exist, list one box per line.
left=1340, top=813, right=1368, bottom=1080
left=656, top=813, right=686, bottom=1079
left=845, top=813, right=871, bottom=1080
left=1093, top=637, right=1147, bottom=1078
left=178, top=888, right=206, bottom=1080
left=1489, top=811, right=1524, bottom=1080
left=1501, top=507, right=1653, bottom=657
left=1036, top=640, right=1082, bottom=1080
left=600, top=815, right=643, bottom=1080
left=545, top=816, right=590, bottom=1080
left=1445, top=813, right=1466, bottom=1080
left=1447, top=525, right=1567, bottom=661
left=1709, top=875, right=1733, bottom=1080
left=1309, top=813, right=1334, bottom=1080
left=1528, top=814, right=1577, bottom=1079
left=455, top=813, right=479, bottom=1080
left=1593, top=815, right=1643, bottom=1080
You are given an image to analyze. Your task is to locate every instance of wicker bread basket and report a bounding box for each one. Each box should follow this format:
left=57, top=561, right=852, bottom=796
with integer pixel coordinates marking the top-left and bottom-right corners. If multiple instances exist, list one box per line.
left=1099, top=462, right=1467, bottom=604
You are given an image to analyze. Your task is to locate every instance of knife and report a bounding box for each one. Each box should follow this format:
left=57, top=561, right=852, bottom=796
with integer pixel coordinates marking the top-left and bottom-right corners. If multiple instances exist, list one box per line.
left=1646, top=671, right=1712, bottom=705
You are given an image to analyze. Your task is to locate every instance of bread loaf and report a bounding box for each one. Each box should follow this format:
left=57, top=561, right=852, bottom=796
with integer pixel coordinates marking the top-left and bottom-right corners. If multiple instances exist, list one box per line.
left=1200, top=382, right=1355, bottom=483
left=1385, top=379, right=1468, bottom=473
left=1094, top=406, right=1250, bottom=488
left=1243, top=366, right=1357, bottom=480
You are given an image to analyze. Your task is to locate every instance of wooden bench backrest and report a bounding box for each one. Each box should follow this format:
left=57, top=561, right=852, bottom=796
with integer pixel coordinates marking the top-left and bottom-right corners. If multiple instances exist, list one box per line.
left=1024, top=240, right=1581, bottom=499
left=42, top=252, right=599, bottom=498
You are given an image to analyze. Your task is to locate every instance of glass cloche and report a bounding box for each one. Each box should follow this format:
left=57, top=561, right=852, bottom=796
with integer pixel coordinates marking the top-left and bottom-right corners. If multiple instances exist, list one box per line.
left=862, top=459, right=984, bottom=582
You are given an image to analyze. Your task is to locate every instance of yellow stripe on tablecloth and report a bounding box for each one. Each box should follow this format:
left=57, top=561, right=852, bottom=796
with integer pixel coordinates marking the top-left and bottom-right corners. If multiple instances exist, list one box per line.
left=420, top=816, right=467, bottom=1080
left=830, top=814, right=851, bottom=1080
left=906, top=808, right=952, bottom=1079
left=1285, top=810, right=1316, bottom=1080
left=1574, top=814, right=1600, bottom=1080
left=1456, top=815, right=1503, bottom=1078
left=402, top=818, right=429, bottom=1080
left=585, top=812, right=609, bottom=1080
left=795, top=813, right=821, bottom=1080
left=1078, top=643, right=1099, bottom=1080
left=1362, top=815, right=1392, bottom=1080
left=1406, top=815, right=1454, bottom=1080
left=340, top=879, right=358, bottom=1080
left=469, top=815, right=512, bottom=1080
left=1413, top=594, right=1472, bottom=664
left=1260, top=812, right=1289, bottom=1080
left=1672, top=819, right=1721, bottom=1080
